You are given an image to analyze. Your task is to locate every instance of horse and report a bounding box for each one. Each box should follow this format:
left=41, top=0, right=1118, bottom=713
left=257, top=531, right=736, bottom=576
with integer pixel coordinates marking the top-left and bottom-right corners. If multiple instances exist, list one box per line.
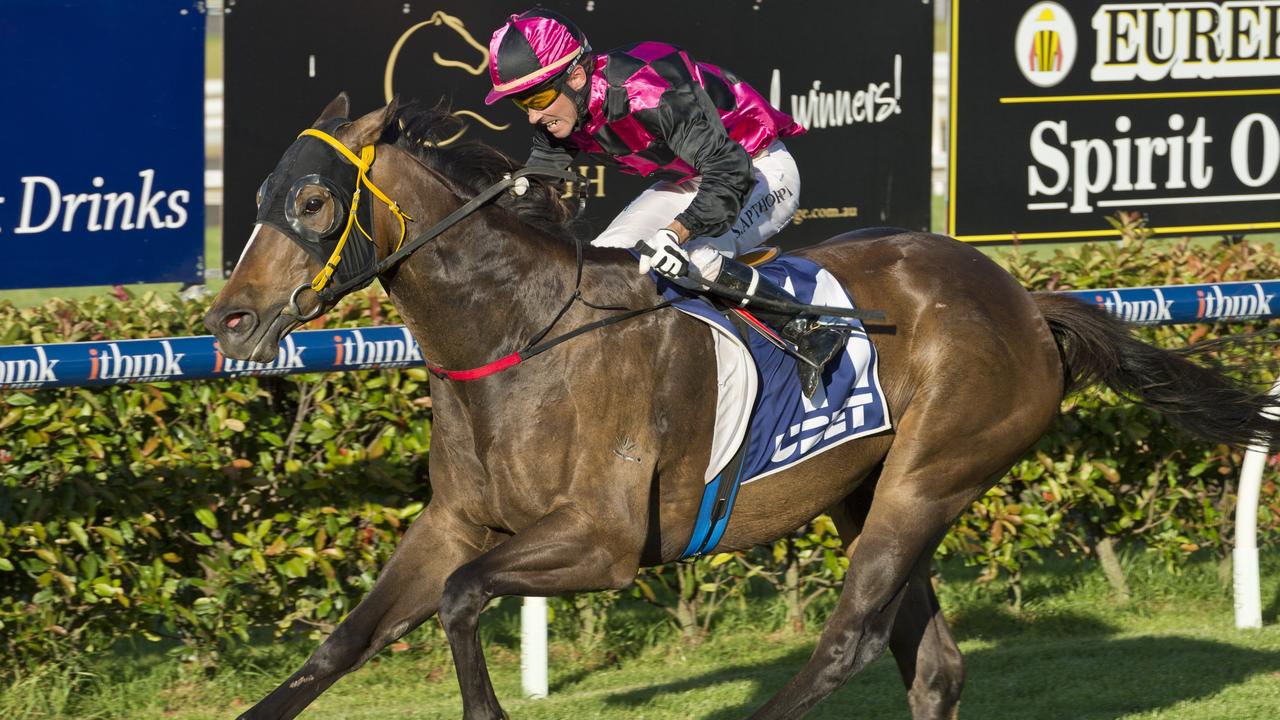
left=204, top=94, right=1280, bottom=720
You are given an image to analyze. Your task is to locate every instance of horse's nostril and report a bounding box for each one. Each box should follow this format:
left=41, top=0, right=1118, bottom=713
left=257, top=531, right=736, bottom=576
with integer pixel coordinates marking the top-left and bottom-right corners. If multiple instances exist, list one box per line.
left=223, top=310, right=257, bottom=334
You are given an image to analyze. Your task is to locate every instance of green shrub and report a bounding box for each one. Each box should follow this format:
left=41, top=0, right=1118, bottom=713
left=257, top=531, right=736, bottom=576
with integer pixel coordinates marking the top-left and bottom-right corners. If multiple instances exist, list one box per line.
left=0, top=288, right=431, bottom=666
left=946, top=237, right=1280, bottom=584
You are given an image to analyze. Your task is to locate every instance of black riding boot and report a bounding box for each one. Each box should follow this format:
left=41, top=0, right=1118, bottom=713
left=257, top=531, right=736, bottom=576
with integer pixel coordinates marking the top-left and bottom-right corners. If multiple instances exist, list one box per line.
left=713, top=257, right=847, bottom=398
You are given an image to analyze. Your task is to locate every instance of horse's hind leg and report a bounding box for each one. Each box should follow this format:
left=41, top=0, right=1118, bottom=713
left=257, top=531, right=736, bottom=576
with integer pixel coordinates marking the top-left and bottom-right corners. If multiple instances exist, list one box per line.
left=748, top=478, right=971, bottom=720
left=888, top=561, right=965, bottom=720
left=749, top=377, right=1047, bottom=720
left=830, top=490, right=964, bottom=720
left=238, top=505, right=486, bottom=720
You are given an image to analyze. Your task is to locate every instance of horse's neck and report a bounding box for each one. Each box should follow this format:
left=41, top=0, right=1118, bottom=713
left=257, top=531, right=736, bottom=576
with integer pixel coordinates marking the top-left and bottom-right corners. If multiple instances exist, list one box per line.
left=375, top=150, right=584, bottom=373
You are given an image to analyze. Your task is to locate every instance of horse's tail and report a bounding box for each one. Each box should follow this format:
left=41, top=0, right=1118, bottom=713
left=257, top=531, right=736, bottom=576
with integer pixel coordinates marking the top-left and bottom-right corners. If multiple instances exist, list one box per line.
left=1033, top=292, right=1280, bottom=447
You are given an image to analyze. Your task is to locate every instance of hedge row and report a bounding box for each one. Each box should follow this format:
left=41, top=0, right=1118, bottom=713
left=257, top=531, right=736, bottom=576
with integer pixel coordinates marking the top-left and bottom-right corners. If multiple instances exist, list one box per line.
left=0, top=292, right=432, bottom=664
left=1, top=236, right=1278, bottom=664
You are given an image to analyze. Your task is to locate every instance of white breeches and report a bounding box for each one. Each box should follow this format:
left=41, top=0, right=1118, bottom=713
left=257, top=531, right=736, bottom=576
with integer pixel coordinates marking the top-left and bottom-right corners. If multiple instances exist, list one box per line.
left=591, top=140, right=800, bottom=279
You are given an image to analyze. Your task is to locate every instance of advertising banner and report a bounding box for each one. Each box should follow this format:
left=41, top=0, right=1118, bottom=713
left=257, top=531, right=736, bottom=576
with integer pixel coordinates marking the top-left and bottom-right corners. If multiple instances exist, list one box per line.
left=3, top=281, right=1276, bottom=390
left=0, top=326, right=424, bottom=390
left=0, top=1, right=205, bottom=288
left=222, top=0, right=933, bottom=274
left=949, top=0, right=1280, bottom=242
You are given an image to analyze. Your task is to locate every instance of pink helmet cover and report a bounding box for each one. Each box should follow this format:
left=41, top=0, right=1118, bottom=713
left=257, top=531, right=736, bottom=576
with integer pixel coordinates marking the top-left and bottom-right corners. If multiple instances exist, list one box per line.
left=486, top=11, right=588, bottom=105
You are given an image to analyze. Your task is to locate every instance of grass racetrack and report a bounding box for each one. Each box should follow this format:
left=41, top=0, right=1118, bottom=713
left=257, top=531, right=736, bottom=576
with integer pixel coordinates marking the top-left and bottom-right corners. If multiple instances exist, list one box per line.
left=6, top=554, right=1280, bottom=719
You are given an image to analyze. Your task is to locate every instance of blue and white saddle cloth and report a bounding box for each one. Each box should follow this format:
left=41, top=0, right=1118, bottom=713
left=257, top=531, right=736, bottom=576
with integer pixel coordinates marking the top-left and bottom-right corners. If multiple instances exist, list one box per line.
left=658, top=255, right=892, bottom=557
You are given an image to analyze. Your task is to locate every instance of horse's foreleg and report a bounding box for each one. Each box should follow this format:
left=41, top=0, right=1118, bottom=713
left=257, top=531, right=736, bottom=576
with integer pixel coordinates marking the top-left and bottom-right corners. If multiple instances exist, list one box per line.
left=238, top=505, right=486, bottom=720
left=830, top=487, right=965, bottom=720
left=438, top=506, right=640, bottom=720
left=749, top=483, right=972, bottom=720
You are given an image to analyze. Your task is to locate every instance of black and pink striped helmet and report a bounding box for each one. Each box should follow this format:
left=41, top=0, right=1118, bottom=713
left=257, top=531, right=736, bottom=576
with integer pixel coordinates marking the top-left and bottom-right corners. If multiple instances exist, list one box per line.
left=485, top=9, right=591, bottom=105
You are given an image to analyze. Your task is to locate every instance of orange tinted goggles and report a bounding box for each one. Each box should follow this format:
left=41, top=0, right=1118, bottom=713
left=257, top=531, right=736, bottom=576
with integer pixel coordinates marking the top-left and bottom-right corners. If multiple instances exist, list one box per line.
left=511, top=82, right=562, bottom=112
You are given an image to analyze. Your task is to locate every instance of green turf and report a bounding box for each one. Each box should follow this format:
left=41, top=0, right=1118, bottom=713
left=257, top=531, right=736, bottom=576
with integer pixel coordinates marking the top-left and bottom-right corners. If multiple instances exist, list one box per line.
left=6, top=554, right=1279, bottom=719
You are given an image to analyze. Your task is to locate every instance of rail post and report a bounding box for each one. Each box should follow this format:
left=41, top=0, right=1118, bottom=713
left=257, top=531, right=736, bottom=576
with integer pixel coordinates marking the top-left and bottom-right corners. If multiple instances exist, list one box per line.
left=520, top=596, right=548, bottom=698
left=1234, top=379, right=1280, bottom=629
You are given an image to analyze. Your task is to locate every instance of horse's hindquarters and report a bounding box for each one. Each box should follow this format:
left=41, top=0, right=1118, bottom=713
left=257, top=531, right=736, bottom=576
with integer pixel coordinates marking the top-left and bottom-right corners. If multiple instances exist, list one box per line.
left=721, top=233, right=1065, bottom=547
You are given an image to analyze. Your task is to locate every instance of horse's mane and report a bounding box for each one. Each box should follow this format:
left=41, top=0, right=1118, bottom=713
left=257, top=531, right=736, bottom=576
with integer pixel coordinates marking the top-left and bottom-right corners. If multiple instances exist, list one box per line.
left=384, top=101, right=585, bottom=241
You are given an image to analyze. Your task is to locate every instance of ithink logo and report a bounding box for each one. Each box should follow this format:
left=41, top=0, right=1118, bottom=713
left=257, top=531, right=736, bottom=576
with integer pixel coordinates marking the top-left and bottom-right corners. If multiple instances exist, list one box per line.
left=215, top=336, right=306, bottom=377
left=1093, top=289, right=1173, bottom=324
left=88, top=341, right=185, bottom=383
left=1196, top=284, right=1275, bottom=320
left=0, top=346, right=60, bottom=388
left=333, top=329, right=423, bottom=368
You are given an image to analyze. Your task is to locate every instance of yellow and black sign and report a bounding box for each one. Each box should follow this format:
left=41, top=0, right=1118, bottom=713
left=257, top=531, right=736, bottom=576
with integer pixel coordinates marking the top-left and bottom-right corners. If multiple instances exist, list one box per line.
left=951, top=0, right=1280, bottom=243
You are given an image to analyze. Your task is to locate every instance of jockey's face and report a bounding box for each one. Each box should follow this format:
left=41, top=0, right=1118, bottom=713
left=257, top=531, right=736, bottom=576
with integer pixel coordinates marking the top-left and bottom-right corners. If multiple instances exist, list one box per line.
left=524, top=65, right=586, bottom=139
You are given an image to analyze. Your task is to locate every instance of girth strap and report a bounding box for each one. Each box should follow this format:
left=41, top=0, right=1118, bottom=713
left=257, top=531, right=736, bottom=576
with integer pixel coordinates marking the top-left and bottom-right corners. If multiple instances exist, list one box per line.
left=679, top=311, right=755, bottom=558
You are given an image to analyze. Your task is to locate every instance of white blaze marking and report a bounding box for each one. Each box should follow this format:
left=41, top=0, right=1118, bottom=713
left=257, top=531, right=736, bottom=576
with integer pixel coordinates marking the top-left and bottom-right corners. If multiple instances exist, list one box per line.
left=237, top=224, right=263, bottom=265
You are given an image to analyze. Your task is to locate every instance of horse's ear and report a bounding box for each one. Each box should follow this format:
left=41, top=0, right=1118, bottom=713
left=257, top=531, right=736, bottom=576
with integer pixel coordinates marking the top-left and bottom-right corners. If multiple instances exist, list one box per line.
left=313, top=92, right=350, bottom=126
left=345, top=96, right=401, bottom=148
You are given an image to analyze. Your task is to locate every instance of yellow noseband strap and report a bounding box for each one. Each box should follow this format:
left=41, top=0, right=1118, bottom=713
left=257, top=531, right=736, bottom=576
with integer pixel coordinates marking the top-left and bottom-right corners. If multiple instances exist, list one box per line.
left=296, top=128, right=414, bottom=292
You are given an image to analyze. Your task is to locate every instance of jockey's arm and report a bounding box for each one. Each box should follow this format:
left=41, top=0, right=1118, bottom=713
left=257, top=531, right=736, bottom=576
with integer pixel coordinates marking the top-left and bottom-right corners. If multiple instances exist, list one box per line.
left=658, top=86, right=754, bottom=243
left=665, top=218, right=692, bottom=243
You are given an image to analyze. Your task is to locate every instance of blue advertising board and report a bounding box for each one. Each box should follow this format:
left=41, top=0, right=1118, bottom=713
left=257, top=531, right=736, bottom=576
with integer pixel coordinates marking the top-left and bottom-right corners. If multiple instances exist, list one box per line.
left=0, top=1, right=204, bottom=289
left=0, top=282, right=1276, bottom=391
left=1058, top=280, right=1280, bottom=325
left=0, top=326, right=425, bottom=390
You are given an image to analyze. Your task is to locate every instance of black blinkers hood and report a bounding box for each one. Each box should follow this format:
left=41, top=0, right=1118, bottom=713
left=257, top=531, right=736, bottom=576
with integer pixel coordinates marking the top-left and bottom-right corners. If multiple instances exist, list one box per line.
left=253, top=117, right=379, bottom=293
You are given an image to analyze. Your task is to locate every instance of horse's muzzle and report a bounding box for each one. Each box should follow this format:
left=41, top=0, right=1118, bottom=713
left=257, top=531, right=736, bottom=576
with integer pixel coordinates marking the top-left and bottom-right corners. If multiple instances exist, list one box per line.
left=204, top=305, right=276, bottom=362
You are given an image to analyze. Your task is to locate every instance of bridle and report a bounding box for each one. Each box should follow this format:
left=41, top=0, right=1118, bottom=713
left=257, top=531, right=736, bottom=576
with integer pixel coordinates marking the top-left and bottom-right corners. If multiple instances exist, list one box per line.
left=275, top=127, right=674, bottom=381
left=278, top=127, right=584, bottom=319
left=293, top=129, right=414, bottom=297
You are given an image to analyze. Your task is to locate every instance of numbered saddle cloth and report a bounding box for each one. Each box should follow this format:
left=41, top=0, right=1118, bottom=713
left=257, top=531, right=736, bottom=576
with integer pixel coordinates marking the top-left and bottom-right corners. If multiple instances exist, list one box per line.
left=659, top=255, right=892, bottom=556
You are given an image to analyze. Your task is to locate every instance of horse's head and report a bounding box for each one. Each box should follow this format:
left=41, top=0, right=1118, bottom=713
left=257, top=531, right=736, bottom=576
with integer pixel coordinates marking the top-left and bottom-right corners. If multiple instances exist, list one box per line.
left=204, top=93, right=404, bottom=362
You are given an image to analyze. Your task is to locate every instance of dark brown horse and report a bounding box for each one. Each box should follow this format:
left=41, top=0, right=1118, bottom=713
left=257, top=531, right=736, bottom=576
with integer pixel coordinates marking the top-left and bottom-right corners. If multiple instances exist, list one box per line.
left=205, top=95, right=1279, bottom=720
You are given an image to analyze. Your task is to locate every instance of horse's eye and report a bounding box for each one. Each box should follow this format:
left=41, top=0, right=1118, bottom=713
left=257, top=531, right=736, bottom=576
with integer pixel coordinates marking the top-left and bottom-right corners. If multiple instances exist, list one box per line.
left=304, top=196, right=325, bottom=214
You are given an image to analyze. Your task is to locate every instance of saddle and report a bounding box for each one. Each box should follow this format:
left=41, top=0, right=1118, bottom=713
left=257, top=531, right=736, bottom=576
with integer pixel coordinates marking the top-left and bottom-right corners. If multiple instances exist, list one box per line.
left=666, top=254, right=893, bottom=558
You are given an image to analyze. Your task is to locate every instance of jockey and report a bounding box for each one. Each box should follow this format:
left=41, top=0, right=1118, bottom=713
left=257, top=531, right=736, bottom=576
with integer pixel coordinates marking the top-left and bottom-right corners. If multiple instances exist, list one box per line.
left=485, top=8, right=846, bottom=397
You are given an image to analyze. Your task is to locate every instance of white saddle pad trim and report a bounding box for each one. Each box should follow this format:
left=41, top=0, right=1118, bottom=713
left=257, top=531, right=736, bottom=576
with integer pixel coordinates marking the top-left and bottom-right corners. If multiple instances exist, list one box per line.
left=673, top=308, right=759, bottom=483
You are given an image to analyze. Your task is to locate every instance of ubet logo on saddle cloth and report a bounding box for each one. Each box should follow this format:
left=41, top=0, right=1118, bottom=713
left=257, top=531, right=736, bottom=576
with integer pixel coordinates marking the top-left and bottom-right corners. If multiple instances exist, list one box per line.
left=771, top=390, right=877, bottom=465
